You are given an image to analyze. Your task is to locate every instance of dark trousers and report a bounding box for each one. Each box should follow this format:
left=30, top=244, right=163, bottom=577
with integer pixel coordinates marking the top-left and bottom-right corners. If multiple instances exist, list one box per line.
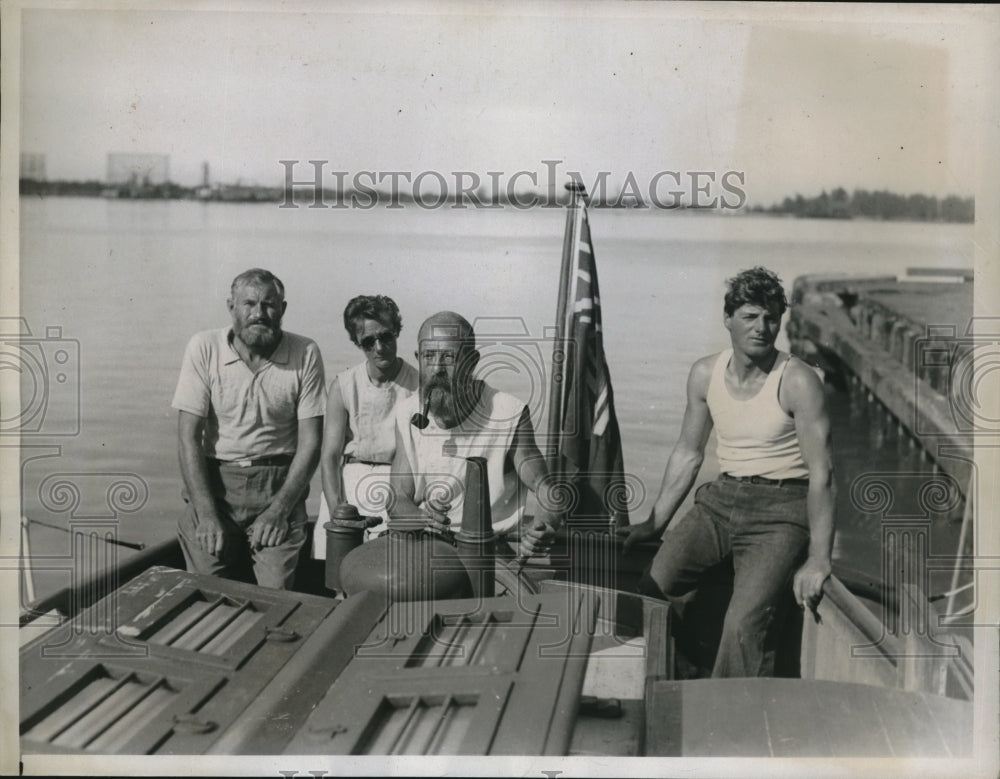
left=177, top=461, right=307, bottom=590
left=641, top=478, right=809, bottom=677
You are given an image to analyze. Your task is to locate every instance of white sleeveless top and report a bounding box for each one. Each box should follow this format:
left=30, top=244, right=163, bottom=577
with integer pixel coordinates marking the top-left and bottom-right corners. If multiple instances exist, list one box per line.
left=394, top=384, right=526, bottom=535
left=706, top=349, right=809, bottom=480
left=338, top=359, right=418, bottom=463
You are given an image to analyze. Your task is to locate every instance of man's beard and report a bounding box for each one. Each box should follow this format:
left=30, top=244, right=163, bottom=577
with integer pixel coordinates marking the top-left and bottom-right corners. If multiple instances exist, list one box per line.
left=237, top=321, right=281, bottom=349
left=425, top=379, right=455, bottom=419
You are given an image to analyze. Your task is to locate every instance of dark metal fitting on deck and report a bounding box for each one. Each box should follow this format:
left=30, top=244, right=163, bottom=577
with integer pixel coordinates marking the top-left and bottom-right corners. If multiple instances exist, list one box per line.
left=455, top=456, right=496, bottom=599
left=455, top=457, right=496, bottom=544
left=324, top=503, right=378, bottom=592
left=579, top=695, right=623, bottom=719
left=264, top=626, right=300, bottom=643
left=172, top=713, right=217, bottom=735
left=307, top=722, right=349, bottom=738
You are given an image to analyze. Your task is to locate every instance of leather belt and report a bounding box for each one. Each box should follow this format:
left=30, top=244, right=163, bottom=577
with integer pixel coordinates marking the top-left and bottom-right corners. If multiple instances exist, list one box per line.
left=212, top=454, right=294, bottom=468
left=343, top=454, right=390, bottom=467
left=720, top=472, right=809, bottom=488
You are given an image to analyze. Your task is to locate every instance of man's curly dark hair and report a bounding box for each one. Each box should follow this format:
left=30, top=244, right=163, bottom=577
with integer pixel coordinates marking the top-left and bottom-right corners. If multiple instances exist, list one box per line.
left=724, top=266, right=787, bottom=317
left=343, top=295, right=403, bottom=345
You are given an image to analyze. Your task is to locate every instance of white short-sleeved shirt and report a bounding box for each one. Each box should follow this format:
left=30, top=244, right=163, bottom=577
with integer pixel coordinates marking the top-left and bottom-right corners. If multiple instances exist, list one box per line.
left=172, top=327, right=326, bottom=460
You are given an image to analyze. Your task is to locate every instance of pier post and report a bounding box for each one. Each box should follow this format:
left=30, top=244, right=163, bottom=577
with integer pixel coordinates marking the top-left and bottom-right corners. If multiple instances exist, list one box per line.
left=900, top=328, right=917, bottom=371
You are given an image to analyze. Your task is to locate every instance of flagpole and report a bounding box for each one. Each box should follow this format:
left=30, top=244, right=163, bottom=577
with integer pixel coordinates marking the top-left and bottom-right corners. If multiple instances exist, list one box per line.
left=513, top=180, right=586, bottom=575
left=546, top=180, right=587, bottom=471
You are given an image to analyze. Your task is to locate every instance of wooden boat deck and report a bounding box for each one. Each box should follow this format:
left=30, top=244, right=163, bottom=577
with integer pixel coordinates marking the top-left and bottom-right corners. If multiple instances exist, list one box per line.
left=18, top=515, right=976, bottom=758
left=645, top=677, right=972, bottom=757
left=20, top=558, right=976, bottom=758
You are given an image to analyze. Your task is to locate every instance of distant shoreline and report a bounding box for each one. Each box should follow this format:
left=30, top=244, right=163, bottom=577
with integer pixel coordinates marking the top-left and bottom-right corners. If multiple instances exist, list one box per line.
left=18, top=179, right=974, bottom=223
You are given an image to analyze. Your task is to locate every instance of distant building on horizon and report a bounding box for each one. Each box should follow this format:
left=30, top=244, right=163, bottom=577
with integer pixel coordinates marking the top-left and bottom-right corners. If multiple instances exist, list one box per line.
left=20, top=153, right=46, bottom=181
left=106, top=153, right=170, bottom=187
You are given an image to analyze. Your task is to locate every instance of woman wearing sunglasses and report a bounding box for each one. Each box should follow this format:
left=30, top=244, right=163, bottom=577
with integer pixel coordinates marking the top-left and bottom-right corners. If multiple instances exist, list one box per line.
left=312, top=295, right=418, bottom=559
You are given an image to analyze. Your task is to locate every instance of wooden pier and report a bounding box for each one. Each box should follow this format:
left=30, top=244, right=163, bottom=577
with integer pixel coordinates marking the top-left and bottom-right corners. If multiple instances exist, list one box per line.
left=787, top=270, right=975, bottom=493
left=787, top=270, right=977, bottom=628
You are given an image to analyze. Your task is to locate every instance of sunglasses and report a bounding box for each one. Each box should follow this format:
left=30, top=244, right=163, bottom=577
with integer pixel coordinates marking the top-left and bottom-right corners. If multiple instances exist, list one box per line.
left=360, top=331, right=396, bottom=351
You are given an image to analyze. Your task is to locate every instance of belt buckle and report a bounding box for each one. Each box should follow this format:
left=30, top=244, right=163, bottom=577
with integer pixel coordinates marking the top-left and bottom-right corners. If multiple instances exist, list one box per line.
left=233, top=458, right=253, bottom=468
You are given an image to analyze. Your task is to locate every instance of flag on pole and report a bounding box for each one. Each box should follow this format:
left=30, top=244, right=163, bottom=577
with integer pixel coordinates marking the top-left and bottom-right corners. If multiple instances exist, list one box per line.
left=553, top=200, right=630, bottom=527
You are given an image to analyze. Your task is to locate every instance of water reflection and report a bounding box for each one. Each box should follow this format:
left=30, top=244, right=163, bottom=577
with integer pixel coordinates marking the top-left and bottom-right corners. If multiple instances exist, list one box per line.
left=829, top=378, right=966, bottom=601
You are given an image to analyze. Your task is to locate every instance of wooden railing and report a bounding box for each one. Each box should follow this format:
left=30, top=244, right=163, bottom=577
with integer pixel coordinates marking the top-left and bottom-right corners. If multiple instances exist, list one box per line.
left=19, top=537, right=185, bottom=627
left=801, top=574, right=973, bottom=700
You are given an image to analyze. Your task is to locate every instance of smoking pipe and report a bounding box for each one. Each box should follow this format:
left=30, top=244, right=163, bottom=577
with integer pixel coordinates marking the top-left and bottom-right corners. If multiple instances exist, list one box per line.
left=410, top=394, right=431, bottom=429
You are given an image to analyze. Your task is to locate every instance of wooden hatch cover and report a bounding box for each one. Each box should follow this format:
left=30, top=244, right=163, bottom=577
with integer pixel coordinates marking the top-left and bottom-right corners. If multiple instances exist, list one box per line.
left=20, top=566, right=384, bottom=755
left=286, top=588, right=600, bottom=756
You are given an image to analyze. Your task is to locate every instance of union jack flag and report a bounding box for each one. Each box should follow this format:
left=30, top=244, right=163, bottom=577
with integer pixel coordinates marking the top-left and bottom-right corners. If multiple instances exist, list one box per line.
left=555, top=202, right=629, bottom=526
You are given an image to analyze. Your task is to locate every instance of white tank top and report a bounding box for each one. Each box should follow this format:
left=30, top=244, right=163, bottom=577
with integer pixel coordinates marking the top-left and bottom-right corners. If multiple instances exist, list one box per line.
left=338, top=359, right=418, bottom=463
left=706, top=349, right=809, bottom=480
left=394, top=384, right=526, bottom=535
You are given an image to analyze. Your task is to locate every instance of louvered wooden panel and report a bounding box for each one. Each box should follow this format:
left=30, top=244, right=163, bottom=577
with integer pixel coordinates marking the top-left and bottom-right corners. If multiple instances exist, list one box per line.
left=146, top=596, right=263, bottom=654
left=26, top=671, right=169, bottom=749
left=401, top=607, right=530, bottom=670
left=42, top=676, right=173, bottom=750
left=286, top=591, right=598, bottom=755
left=21, top=566, right=348, bottom=755
left=362, top=694, right=477, bottom=754
left=21, top=661, right=224, bottom=755
left=101, top=570, right=302, bottom=671
left=299, top=678, right=512, bottom=756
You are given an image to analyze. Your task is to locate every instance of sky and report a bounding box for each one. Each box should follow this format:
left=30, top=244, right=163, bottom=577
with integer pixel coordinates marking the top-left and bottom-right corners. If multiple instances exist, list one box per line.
left=14, top=1, right=998, bottom=207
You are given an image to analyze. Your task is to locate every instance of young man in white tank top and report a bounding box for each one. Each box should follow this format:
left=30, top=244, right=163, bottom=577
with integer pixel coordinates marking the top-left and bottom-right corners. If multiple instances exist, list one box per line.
left=619, top=267, right=835, bottom=677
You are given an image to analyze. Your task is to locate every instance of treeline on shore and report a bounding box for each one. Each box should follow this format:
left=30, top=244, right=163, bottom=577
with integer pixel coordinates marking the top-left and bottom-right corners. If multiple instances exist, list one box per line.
left=21, top=177, right=976, bottom=223
left=751, top=187, right=974, bottom=223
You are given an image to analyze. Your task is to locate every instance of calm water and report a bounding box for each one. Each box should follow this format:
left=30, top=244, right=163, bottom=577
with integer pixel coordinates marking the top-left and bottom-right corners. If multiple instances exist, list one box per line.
left=16, top=197, right=974, bottom=599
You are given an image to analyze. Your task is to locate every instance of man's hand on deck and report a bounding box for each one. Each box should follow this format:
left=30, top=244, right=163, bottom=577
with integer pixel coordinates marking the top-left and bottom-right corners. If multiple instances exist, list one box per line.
left=793, top=556, right=831, bottom=611
left=248, top=507, right=290, bottom=549
left=195, top=513, right=227, bottom=557
left=616, top=517, right=661, bottom=554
